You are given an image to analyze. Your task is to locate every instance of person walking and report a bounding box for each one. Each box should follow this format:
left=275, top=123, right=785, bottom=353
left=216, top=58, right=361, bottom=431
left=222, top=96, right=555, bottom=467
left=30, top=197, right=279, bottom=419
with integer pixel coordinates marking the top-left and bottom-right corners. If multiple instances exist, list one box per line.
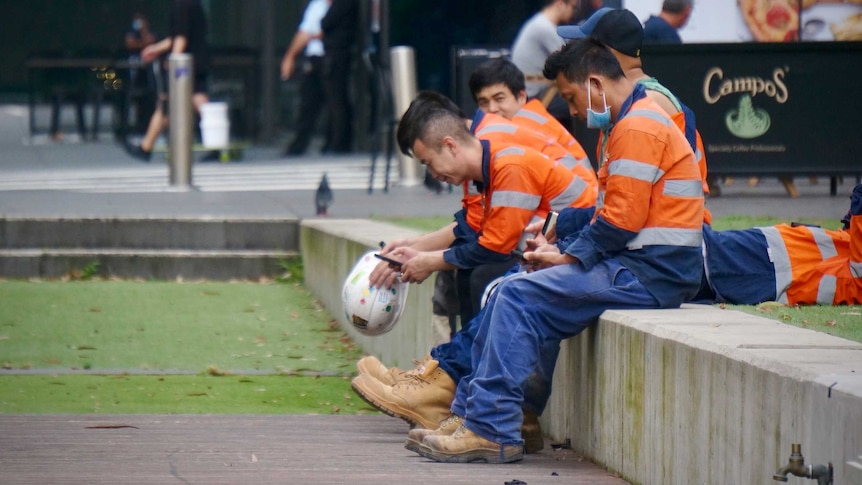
left=126, top=0, right=211, bottom=162
left=319, top=0, right=357, bottom=154
left=281, top=0, right=331, bottom=156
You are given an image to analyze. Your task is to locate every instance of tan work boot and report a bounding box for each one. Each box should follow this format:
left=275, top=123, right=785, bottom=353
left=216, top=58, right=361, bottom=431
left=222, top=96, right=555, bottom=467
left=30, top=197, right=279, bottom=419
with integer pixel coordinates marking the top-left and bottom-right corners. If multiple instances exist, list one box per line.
left=405, top=413, right=462, bottom=453
left=521, top=410, right=544, bottom=454
left=351, top=359, right=455, bottom=429
left=355, top=354, right=431, bottom=386
left=420, top=424, right=524, bottom=464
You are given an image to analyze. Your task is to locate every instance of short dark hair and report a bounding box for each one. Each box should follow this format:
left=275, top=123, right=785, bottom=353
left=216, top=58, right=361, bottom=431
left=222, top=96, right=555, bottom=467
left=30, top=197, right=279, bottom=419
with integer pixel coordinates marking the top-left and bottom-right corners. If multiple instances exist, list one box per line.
left=468, top=58, right=526, bottom=102
left=662, top=0, right=693, bottom=14
left=396, top=94, right=472, bottom=156
left=412, top=90, right=467, bottom=119
left=543, top=38, right=625, bottom=85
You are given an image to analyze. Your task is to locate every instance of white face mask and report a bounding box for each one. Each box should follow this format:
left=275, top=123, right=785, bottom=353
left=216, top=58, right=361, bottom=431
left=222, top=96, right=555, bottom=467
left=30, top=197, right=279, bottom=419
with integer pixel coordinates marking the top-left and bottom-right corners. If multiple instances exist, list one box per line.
left=586, top=80, right=611, bottom=130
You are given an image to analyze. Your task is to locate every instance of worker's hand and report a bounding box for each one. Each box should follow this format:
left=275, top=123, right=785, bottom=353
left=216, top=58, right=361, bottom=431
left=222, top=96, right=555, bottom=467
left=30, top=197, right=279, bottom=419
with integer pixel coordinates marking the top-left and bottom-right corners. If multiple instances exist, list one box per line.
left=392, top=247, right=433, bottom=284
left=524, top=219, right=544, bottom=238
left=522, top=245, right=575, bottom=272
left=280, top=57, right=296, bottom=80
left=368, top=258, right=403, bottom=289
left=524, top=219, right=557, bottom=244
left=525, top=233, right=549, bottom=252
left=379, top=238, right=411, bottom=256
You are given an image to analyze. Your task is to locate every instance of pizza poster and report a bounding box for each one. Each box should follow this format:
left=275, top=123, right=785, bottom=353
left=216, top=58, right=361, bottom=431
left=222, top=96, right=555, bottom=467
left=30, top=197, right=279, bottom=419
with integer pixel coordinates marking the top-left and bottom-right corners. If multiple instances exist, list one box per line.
left=642, top=42, right=862, bottom=175
left=625, top=1, right=862, bottom=42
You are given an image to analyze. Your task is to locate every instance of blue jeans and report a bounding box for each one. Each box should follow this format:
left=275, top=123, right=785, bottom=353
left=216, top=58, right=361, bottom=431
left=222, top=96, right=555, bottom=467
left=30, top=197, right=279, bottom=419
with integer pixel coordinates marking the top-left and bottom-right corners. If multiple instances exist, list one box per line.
left=450, top=258, right=660, bottom=445
left=431, top=265, right=519, bottom=384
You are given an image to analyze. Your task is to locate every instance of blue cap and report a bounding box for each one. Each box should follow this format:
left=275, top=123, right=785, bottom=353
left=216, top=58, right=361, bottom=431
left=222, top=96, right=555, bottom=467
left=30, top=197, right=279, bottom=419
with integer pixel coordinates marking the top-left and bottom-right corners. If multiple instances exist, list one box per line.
left=557, top=7, right=616, bottom=39
left=557, top=8, right=643, bottom=58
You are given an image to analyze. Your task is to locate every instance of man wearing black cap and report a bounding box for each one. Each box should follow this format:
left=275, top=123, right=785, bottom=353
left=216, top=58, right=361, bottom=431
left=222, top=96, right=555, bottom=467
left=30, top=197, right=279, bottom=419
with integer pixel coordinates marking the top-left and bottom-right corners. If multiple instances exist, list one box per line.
left=557, top=7, right=716, bottom=209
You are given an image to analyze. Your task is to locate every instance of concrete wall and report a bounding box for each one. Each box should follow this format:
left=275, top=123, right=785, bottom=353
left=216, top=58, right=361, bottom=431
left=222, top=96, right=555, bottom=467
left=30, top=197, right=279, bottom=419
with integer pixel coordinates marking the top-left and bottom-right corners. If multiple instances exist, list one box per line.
left=545, top=306, right=862, bottom=484
left=302, top=219, right=862, bottom=485
left=301, top=219, right=437, bottom=369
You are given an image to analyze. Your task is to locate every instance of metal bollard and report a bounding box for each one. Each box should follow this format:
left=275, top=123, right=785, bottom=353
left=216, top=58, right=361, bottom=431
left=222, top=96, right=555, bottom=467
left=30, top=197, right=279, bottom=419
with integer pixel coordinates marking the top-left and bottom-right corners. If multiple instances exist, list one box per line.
left=389, top=46, right=421, bottom=187
left=168, top=53, right=194, bottom=189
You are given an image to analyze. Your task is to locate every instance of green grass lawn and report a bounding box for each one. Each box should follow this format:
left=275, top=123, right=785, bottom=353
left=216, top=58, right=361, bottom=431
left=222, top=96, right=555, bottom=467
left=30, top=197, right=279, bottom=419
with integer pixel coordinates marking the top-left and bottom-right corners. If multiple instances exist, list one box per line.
left=0, top=280, right=372, bottom=415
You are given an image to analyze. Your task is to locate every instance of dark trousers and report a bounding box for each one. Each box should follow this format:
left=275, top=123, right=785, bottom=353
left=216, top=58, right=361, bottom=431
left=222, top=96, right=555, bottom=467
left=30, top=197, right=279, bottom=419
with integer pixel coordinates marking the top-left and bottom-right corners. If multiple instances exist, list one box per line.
left=455, top=258, right=519, bottom=327
left=323, top=48, right=352, bottom=153
left=288, top=56, right=326, bottom=155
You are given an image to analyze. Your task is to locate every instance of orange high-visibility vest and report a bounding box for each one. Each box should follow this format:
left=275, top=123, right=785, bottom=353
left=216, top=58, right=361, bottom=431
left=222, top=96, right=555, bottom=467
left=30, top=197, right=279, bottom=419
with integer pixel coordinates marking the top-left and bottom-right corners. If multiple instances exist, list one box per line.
left=463, top=112, right=597, bottom=233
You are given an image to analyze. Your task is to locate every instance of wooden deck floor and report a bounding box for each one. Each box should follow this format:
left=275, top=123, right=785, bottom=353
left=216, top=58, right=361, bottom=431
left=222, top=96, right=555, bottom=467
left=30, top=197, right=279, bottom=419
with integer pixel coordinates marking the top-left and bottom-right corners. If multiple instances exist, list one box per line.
left=1, top=414, right=630, bottom=484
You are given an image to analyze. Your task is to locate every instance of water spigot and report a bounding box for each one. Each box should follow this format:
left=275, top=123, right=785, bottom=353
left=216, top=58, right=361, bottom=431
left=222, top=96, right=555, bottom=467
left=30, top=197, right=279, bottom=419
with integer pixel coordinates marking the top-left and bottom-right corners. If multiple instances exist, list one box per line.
left=773, top=444, right=833, bottom=484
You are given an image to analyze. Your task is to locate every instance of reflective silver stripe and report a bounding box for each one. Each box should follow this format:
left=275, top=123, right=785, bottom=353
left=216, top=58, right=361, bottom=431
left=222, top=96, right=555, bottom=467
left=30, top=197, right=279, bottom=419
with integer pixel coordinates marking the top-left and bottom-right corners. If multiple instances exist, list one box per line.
left=559, top=154, right=578, bottom=170
left=514, top=109, right=547, bottom=124
left=596, top=191, right=605, bottom=210
left=625, top=109, right=673, bottom=127
left=477, top=124, right=518, bottom=136
left=549, top=176, right=588, bottom=211
left=809, top=228, right=839, bottom=303
left=496, top=147, right=526, bottom=158
left=576, top=156, right=593, bottom=172
left=626, top=227, right=702, bottom=250
left=758, top=226, right=791, bottom=304
left=850, top=261, right=862, bottom=278
left=664, top=179, right=703, bottom=198
left=490, top=190, right=541, bottom=211
left=608, top=159, right=664, bottom=184
left=809, top=227, right=838, bottom=260
left=817, top=275, right=837, bottom=304
left=695, top=147, right=703, bottom=163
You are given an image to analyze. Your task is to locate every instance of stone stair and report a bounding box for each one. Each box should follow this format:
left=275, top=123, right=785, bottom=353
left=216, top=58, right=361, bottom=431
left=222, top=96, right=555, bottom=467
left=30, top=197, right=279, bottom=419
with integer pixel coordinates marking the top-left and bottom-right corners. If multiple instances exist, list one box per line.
left=0, top=216, right=300, bottom=280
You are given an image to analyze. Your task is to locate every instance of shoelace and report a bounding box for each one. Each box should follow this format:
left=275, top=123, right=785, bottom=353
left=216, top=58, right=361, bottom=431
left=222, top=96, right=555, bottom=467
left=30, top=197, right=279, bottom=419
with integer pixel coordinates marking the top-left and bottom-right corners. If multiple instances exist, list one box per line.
left=395, top=372, right=432, bottom=390
left=439, top=414, right=461, bottom=429
left=389, top=358, right=425, bottom=379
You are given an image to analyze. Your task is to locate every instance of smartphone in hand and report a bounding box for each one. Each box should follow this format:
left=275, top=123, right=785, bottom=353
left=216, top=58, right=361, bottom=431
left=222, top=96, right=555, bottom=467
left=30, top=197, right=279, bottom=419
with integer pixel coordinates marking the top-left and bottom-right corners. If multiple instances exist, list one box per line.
left=541, top=211, right=558, bottom=236
left=374, top=253, right=403, bottom=268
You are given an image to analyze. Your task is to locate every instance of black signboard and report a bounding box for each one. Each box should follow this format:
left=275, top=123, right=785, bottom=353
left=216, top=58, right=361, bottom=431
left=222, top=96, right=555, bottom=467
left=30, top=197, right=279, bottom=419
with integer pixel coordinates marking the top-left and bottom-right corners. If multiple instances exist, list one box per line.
left=641, top=42, right=862, bottom=177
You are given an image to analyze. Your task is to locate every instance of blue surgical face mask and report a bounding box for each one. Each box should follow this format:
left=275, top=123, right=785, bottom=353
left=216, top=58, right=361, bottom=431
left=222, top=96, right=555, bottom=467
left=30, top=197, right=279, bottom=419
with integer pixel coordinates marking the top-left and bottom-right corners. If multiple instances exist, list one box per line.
left=586, top=80, right=611, bottom=130
left=132, top=19, right=142, bottom=31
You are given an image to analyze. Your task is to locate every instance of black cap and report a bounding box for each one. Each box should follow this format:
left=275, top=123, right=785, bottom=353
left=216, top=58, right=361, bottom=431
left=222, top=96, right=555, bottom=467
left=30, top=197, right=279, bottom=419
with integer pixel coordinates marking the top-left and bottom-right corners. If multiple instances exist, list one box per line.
left=557, top=8, right=643, bottom=58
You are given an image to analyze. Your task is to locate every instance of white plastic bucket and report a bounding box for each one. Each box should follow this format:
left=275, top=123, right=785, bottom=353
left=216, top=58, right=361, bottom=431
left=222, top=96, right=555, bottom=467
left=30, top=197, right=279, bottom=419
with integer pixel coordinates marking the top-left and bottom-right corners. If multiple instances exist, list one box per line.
left=199, top=102, right=230, bottom=148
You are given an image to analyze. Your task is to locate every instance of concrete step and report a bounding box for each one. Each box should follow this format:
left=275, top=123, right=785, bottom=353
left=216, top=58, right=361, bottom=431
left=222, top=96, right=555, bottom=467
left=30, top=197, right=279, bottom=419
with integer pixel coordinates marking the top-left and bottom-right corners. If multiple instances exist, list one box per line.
left=0, top=157, right=400, bottom=193
left=0, top=217, right=300, bottom=251
left=0, top=217, right=301, bottom=280
left=0, top=248, right=298, bottom=280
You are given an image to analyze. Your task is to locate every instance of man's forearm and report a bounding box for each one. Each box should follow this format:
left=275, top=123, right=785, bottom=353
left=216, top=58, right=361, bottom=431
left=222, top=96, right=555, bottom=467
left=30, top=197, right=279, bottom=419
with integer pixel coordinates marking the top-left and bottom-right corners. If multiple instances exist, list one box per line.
left=283, top=31, right=313, bottom=62
left=408, top=222, right=458, bottom=252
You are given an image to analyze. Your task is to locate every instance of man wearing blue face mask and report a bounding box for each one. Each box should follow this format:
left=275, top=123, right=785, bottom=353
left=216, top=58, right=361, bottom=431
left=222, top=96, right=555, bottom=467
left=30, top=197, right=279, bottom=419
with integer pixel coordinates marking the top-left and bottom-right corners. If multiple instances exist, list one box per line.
left=558, top=8, right=716, bottom=216
left=405, top=38, right=704, bottom=464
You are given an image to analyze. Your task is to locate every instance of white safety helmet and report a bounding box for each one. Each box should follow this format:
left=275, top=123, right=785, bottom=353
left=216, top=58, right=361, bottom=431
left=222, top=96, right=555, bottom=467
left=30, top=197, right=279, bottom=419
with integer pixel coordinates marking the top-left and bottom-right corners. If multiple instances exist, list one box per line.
left=341, top=251, right=409, bottom=336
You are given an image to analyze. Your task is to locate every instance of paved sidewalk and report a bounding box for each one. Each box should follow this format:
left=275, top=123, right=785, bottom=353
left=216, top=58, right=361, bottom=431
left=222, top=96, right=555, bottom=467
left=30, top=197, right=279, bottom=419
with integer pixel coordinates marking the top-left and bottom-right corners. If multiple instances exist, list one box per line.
left=0, top=103, right=855, bottom=221
left=1, top=414, right=630, bottom=485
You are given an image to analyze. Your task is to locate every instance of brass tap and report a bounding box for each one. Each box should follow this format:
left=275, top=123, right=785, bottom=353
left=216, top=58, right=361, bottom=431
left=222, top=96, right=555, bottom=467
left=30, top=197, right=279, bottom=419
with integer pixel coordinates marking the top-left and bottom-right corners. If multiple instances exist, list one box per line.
left=773, top=444, right=833, bottom=484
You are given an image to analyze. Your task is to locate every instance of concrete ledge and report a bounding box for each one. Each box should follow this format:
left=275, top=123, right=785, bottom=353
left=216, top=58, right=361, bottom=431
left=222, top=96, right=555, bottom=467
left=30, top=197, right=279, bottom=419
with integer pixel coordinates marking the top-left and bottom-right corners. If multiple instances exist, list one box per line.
left=301, top=219, right=437, bottom=367
left=301, top=219, right=862, bottom=485
left=545, top=305, right=862, bottom=484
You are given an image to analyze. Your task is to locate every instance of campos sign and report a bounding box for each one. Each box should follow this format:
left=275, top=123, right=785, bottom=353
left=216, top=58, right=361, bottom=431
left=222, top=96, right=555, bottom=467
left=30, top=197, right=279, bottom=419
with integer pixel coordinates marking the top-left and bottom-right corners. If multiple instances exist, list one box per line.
left=643, top=42, right=862, bottom=176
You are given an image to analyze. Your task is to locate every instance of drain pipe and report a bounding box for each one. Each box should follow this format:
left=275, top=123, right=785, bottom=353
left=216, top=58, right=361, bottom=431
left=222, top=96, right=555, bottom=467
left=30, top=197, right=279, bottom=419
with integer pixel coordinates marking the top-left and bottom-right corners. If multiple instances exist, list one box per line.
left=773, top=444, right=833, bottom=485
